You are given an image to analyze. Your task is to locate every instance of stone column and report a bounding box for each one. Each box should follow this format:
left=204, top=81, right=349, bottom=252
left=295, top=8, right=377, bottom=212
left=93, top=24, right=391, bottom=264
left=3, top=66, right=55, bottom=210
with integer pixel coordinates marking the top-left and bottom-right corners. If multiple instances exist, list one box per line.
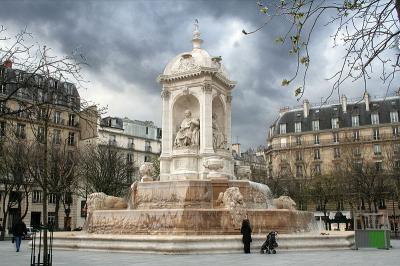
left=201, top=83, right=214, bottom=154
left=160, top=89, right=171, bottom=181
left=226, top=93, right=232, bottom=149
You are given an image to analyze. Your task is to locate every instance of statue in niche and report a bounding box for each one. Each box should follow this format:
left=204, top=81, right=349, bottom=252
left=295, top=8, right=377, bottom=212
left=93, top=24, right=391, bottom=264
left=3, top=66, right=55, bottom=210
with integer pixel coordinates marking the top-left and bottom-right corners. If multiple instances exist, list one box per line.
left=174, top=109, right=200, bottom=147
left=212, top=113, right=227, bottom=149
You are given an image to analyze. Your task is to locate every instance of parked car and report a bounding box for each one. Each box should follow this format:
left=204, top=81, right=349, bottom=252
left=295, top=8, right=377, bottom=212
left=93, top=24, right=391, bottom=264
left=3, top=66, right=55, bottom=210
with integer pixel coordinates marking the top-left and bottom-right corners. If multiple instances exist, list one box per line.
left=23, top=227, right=38, bottom=240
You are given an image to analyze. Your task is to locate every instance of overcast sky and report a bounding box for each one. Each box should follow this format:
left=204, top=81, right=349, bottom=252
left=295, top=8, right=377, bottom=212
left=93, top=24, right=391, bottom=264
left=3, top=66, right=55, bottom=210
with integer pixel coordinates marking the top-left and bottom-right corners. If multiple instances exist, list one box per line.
left=1, top=0, right=399, bottom=150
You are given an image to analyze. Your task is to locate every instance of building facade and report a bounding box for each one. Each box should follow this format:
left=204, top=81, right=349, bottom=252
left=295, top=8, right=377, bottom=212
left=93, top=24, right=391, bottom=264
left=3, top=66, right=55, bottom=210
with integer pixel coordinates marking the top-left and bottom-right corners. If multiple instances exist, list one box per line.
left=0, top=60, right=82, bottom=233
left=266, top=92, right=400, bottom=228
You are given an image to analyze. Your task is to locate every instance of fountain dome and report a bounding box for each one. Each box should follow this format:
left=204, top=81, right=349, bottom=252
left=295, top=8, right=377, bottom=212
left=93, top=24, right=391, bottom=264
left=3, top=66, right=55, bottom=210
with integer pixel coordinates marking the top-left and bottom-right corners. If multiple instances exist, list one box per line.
left=162, top=22, right=230, bottom=79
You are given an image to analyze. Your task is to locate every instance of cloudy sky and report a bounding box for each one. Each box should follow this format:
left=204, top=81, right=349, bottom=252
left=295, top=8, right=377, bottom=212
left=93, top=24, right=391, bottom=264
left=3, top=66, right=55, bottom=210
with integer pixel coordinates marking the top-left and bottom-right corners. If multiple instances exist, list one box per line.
left=1, top=0, right=399, bottom=150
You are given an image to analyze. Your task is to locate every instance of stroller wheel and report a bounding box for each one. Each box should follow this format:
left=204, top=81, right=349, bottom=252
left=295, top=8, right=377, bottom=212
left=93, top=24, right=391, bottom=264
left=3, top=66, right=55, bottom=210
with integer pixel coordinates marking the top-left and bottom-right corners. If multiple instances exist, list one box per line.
left=267, top=249, right=271, bottom=254
left=272, top=249, right=276, bottom=254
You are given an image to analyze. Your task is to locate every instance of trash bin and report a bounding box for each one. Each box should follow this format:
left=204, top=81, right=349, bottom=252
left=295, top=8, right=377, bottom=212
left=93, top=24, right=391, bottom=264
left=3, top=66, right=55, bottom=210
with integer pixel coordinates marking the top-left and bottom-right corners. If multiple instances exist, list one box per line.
left=355, top=229, right=391, bottom=249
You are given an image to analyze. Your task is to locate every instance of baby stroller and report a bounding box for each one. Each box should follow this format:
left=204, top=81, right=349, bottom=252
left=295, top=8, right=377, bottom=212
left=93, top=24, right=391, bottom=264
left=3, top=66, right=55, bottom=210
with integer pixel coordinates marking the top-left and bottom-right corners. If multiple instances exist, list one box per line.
left=260, top=231, right=278, bottom=254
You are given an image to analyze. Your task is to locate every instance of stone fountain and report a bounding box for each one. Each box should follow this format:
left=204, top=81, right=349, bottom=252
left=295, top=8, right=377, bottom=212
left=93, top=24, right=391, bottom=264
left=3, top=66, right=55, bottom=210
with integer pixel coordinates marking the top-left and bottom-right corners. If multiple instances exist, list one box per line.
left=51, top=22, right=354, bottom=253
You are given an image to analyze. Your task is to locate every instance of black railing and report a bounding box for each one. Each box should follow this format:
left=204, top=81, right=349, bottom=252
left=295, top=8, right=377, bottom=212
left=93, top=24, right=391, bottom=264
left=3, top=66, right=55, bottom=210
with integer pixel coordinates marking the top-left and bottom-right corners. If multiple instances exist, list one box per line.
left=30, top=225, right=53, bottom=266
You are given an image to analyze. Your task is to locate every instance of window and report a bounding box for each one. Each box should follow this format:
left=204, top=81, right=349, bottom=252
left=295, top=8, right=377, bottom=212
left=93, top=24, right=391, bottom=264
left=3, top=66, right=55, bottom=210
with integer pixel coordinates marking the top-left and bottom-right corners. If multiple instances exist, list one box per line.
left=296, top=151, right=303, bottom=161
left=375, top=162, right=383, bottom=171
left=32, top=191, right=42, bottom=203
left=48, top=194, right=57, bottom=204
left=393, top=126, right=399, bottom=137
left=128, top=138, right=134, bottom=148
left=296, top=136, right=302, bottom=145
left=333, top=132, right=339, bottom=143
left=127, top=153, right=133, bottom=163
left=39, top=108, right=46, bottom=119
left=68, top=114, right=76, bottom=126
left=314, top=164, right=321, bottom=175
left=353, top=130, right=360, bottom=141
left=48, top=212, right=56, bottom=226
left=53, top=129, right=61, bottom=144
left=390, top=111, right=399, bottom=123
left=145, top=141, right=152, bottom=152
left=354, top=147, right=361, bottom=157
left=295, top=122, right=301, bottom=133
left=296, top=165, right=303, bottom=177
left=16, top=123, right=26, bottom=139
left=0, top=102, right=7, bottom=113
left=37, top=126, right=45, bottom=143
left=395, top=160, right=400, bottom=169
left=0, top=121, right=5, bottom=137
left=314, top=149, right=321, bottom=160
left=331, top=118, right=339, bottom=129
left=80, top=200, right=87, bottom=218
left=374, top=144, right=382, bottom=155
left=144, top=155, right=150, bottom=162
left=280, top=138, right=287, bottom=148
left=279, top=123, right=286, bottom=134
left=394, top=143, right=400, bottom=154
left=352, top=115, right=360, bottom=127
left=109, top=135, right=116, bottom=145
left=334, top=147, right=340, bottom=158
left=312, top=120, right=319, bottom=131
left=314, top=134, right=320, bottom=144
left=127, top=170, right=133, bottom=184
left=373, top=128, right=380, bottom=140
left=68, top=132, right=75, bottom=146
left=371, top=113, right=379, bottom=125
left=53, top=111, right=61, bottom=124
left=146, top=126, right=149, bottom=135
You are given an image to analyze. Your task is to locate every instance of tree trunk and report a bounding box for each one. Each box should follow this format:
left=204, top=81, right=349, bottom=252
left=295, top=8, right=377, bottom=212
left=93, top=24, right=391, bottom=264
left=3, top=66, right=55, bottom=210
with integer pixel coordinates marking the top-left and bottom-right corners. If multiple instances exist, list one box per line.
left=395, top=0, right=400, bottom=25
left=21, top=190, right=29, bottom=220
left=54, top=195, right=60, bottom=230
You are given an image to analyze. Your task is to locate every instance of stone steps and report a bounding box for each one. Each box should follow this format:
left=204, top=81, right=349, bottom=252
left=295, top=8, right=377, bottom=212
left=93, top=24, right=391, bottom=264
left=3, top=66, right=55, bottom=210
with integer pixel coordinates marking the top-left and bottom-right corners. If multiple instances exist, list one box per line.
left=50, top=231, right=355, bottom=254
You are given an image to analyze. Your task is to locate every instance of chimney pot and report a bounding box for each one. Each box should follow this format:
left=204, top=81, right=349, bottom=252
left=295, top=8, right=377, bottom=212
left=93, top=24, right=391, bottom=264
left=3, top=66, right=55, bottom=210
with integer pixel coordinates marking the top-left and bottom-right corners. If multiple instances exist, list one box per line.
left=303, top=99, right=310, bottom=118
left=341, top=94, right=347, bottom=113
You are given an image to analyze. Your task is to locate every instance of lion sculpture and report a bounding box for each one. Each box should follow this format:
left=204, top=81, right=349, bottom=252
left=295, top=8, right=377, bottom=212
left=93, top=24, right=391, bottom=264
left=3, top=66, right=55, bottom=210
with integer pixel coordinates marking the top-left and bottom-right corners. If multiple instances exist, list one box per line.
left=216, top=187, right=247, bottom=228
left=273, top=196, right=297, bottom=210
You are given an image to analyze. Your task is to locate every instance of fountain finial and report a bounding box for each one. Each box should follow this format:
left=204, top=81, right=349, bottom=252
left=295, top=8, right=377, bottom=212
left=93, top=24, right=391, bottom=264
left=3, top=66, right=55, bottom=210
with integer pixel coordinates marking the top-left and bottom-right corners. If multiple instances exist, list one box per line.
left=192, top=19, right=203, bottom=49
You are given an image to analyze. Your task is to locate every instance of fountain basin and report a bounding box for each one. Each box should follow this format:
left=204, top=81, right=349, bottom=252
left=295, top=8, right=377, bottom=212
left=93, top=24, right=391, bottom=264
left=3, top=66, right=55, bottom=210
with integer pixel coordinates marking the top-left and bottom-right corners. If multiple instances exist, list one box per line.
left=88, top=209, right=314, bottom=235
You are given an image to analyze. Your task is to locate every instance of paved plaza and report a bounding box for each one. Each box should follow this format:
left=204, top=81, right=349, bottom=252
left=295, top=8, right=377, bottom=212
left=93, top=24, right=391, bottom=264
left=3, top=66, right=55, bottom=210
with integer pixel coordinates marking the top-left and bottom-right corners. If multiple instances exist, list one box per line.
left=1, top=240, right=399, bottom=266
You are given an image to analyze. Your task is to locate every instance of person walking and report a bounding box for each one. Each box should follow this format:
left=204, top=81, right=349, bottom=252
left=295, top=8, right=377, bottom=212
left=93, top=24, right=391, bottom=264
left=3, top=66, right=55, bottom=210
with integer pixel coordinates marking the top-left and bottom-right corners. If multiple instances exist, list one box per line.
left=240, top=218, right=252, bottom=254
left=12, top=219, right=27, bottom=252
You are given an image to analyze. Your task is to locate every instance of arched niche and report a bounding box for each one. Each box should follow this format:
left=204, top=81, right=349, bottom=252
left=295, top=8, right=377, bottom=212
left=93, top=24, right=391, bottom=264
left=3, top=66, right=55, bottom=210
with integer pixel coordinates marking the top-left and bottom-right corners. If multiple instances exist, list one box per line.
left=212, top=95, right=227, bottom=149
left=172, top=94, right=200, bottom=145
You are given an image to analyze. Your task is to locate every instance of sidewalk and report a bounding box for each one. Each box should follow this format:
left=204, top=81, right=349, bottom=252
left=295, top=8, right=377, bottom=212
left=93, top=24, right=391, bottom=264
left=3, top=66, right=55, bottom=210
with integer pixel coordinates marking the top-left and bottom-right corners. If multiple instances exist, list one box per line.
left=2, top=240, right=400, bottom=266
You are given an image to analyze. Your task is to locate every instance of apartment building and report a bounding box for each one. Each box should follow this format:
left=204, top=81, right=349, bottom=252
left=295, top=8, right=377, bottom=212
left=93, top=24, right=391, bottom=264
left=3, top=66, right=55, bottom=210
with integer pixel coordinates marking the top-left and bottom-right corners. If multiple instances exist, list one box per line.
left=266, top=92, right=400, bottom=226
left=0, top=60, right=83, bottom=232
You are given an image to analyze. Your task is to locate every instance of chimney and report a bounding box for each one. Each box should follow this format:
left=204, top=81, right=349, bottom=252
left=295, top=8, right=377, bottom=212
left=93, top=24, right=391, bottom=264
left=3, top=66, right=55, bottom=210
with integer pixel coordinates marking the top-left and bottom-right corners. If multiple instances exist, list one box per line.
left=279, top=106, right=290, bottom=115
left=341, top=94, right=347, bottom=113
left=303, top=99, right=310, bottom=118
left=3, top=59, right=12, bottom=69
left=364, top=91, right=370, bottom=111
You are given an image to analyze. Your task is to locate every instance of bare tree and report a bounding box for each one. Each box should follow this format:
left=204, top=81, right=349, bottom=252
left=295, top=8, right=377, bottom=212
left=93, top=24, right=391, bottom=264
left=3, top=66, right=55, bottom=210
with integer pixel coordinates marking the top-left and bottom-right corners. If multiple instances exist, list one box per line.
left=0, top=133, right=32, bottom=240
left=244, top=0, right=400, bottom=100
left=79, top=143, right=133, bottom=198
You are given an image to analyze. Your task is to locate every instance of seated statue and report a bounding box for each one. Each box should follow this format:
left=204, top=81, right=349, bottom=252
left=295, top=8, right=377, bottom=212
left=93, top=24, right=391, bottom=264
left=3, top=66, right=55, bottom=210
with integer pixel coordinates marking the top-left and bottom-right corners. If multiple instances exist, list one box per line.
left=174, top=109, right=200, bottom=147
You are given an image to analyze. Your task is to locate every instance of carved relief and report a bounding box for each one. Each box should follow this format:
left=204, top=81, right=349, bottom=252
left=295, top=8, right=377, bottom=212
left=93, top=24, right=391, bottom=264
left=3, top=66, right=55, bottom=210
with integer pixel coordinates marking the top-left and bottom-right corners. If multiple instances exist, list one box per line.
left=171, top=54, right=200, bottom=74
left=226, top=94, right=232, bottom=103
left=202, top=84, right=212, bottom=94
left=174, top=109, right=200, bottom=148
left=161, top=90, right=170, bottom=99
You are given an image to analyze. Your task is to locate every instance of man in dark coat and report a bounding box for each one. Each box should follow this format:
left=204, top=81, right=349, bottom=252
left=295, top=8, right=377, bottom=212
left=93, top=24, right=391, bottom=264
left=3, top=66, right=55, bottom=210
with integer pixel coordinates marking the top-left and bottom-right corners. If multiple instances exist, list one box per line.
left=240, top=218, right=252, bottom=253
left=12, top=219, right=27, bottom=252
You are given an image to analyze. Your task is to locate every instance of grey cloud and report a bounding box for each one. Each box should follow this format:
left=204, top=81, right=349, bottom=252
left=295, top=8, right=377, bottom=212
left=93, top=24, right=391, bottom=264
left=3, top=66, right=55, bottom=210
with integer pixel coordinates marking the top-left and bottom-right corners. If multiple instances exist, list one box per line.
left=1, top=0, right=398, bottom=149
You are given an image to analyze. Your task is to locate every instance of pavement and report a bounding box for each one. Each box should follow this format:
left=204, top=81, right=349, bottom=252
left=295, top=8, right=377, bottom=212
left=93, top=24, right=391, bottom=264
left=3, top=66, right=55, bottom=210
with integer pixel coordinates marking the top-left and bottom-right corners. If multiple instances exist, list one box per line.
left=1, top=239, right=400, bottom=266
